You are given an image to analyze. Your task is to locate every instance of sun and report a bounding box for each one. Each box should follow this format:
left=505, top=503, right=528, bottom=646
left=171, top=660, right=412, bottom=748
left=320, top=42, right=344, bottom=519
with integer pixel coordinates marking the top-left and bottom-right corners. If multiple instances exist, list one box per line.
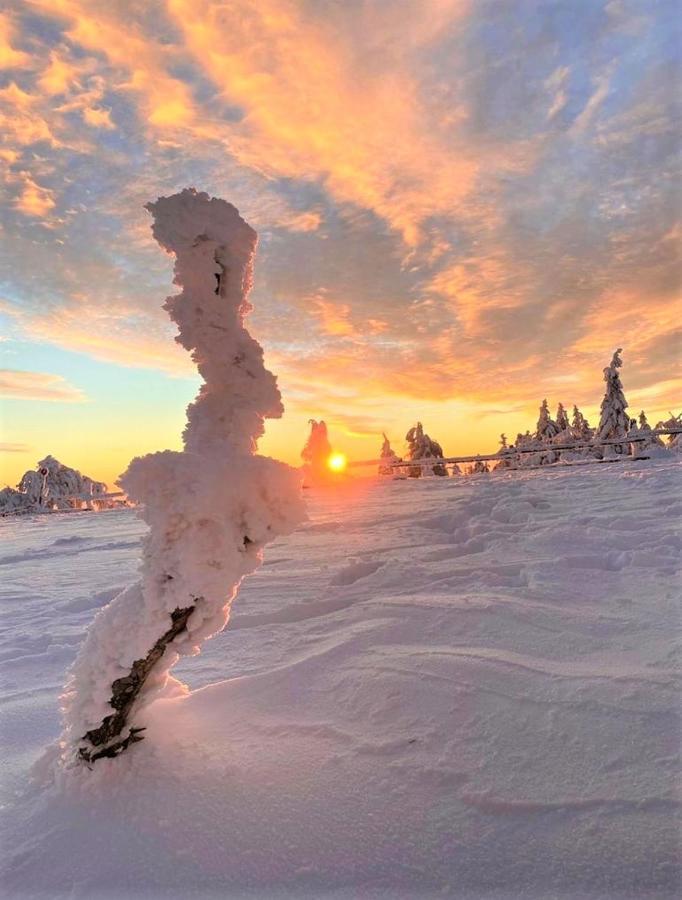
left=327, top=452, right=347, bottom=473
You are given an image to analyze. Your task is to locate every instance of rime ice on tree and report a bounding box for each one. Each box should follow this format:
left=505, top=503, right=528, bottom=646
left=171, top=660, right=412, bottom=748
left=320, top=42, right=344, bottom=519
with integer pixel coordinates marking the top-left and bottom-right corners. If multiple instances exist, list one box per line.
left=405, top=422, right=447, bottom=477
left=595, top=348, right=630, bottom=455
left=378, top=433, right=399, bottom=475
left=0, top=455, right=109, bottom=515
left=571, top=405, right=592, bottom=441
left=556, top=403, right=570, bottom=433
left=61, top=189, right=304, bottom=764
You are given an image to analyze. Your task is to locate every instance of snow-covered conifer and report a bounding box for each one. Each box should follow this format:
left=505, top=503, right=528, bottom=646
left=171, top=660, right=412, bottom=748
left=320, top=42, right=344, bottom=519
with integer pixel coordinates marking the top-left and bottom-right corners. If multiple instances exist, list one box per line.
left=301, top=420, right=333, bottom=480
left=595, top=348, right=630, bottom=455
left=556, top=403, right=570, bottom=432
left=535, top=399, right=560, bottom=442
left=405, top=422, right=447, bottom=476
left=61, top=189, right=305, bottom=764
left=571, top=405, right=592, bottom=441
left=494, top=433, right=515, bottom=470
left=378, top=433, right=399, bottom=475
left=534, top=400, right=559, bottom=464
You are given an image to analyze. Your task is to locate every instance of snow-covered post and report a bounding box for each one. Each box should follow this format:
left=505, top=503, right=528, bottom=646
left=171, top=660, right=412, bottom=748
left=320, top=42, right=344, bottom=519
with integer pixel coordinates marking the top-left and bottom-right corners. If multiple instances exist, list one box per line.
left=595, top=348, right=630, bottom=456
left=60, top=189, right=305, bottom=765
left=378, top=432, right=399, bottom=475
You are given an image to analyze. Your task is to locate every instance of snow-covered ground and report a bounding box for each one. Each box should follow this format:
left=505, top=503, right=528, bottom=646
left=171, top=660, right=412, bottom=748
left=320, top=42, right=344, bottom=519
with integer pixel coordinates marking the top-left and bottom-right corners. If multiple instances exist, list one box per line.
left=1, top=460, right=680, bottom=899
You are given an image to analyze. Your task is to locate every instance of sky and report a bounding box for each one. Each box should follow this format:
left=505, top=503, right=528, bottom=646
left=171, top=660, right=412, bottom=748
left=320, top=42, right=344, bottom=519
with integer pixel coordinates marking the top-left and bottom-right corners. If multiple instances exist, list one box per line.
left=1, top=0, right=680, bottom=488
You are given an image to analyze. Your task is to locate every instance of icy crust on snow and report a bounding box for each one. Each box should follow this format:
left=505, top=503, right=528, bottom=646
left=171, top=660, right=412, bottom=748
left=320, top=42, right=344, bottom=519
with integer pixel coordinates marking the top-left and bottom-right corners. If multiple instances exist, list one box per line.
left=60, top=189, right=304, bottom=758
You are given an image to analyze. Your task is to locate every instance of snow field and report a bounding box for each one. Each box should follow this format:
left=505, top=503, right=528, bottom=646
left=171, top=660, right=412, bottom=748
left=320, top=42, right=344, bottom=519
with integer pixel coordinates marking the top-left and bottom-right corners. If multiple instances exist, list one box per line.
left=0, top=459, right=680, bottom=898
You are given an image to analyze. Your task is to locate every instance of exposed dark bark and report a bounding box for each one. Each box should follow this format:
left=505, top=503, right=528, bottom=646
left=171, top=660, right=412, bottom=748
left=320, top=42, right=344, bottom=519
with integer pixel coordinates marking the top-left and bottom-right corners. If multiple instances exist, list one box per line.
left=78, top=604, right=196, bottom=763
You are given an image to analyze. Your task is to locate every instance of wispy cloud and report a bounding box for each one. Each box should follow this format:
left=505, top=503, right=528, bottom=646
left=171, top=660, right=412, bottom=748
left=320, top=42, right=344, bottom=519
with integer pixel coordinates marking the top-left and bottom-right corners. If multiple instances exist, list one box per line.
left=0, top=369, right=86, bottom=402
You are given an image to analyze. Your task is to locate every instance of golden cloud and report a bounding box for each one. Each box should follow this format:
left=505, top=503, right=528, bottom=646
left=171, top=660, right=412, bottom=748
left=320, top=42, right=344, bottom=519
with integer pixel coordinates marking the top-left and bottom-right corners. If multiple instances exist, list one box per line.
left=0, top=369, right=86, bottom=402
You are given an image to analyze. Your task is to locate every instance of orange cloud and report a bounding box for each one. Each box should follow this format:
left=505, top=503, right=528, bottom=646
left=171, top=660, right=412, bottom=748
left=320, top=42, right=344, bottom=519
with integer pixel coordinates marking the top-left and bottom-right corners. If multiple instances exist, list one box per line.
left=0, top=12, right=30, bottom=70
left=13, top=172, right=56, bottom=217
left=0, top=369, right=85, bottom=402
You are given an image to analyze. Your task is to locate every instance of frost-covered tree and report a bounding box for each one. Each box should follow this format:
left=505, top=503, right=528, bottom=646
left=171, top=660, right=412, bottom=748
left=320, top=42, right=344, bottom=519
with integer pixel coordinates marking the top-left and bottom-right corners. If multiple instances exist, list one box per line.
left=301, top=419, right=332, bottom=480
left=470, top=459, right=489, bottom=474
left=535, top=399, right=560, bottom=442
left=61, top=190, right=305, bottom=765
left=627, top=411, right=666, bottom=458
left=534, top=400, right=559, bottom=464
left=494, top=433, right=515, bottom=471
left=556, top=403, right=570, bottom=433
left=571, top=405, right=592, bottom=441
left=378, top=433, right=399, bottom=475
left=655, top=412, right=682, bottom=453
left=405, top=422, right=447, bottom=476
left=0, top=456, right=111, bottom=515
left=595, top=348, right=630, bottom=454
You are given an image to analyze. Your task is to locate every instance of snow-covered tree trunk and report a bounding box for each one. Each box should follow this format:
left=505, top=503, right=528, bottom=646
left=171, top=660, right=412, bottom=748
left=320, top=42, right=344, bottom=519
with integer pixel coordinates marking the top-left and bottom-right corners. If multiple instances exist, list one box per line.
left=60, top=189, right=305, bottom=765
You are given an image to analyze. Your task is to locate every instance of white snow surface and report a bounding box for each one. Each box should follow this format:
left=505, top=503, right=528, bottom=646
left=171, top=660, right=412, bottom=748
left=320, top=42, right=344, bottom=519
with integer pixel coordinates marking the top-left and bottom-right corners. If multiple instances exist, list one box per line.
left=1, top=460, right=680, bottom=899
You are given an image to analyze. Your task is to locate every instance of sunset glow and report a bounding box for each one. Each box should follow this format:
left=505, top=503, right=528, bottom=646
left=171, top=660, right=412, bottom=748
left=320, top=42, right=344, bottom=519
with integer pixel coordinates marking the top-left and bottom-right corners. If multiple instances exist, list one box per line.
left=0, top=1, right=679, bottom=489
left=327, top=452, right=347, bottom=474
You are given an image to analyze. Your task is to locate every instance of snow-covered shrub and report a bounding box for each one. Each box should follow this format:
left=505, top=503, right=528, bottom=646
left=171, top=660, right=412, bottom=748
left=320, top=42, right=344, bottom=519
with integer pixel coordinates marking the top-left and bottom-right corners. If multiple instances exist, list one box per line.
left=61, top=189, right=305, bottom=764
left=405, top=422, right=447, bottom=477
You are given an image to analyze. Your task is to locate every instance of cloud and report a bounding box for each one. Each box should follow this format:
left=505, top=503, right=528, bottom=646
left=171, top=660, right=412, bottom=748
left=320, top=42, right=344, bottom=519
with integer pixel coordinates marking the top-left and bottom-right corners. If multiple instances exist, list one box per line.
left=12, top=172, right=56, bottom=216
left=0, top=0, right=677, bottom=431
left=0, top=369, right=86, bottom=402
left=0, top=12, right=30, bottom=70
left=0, top=442, right=30, bottom=452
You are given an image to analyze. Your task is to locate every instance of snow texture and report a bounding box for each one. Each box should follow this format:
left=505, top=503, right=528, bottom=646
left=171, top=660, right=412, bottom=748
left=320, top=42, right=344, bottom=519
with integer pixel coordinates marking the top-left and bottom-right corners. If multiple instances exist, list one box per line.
left=60, top=189, right=304, bottom=762
left=1, top=459, right=680, bottom=898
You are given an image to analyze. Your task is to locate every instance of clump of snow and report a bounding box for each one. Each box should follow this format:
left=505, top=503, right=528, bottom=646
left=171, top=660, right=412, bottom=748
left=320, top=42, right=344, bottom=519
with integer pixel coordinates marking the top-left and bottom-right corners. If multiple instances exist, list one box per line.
left=60, top=188, right=305, bottom=763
